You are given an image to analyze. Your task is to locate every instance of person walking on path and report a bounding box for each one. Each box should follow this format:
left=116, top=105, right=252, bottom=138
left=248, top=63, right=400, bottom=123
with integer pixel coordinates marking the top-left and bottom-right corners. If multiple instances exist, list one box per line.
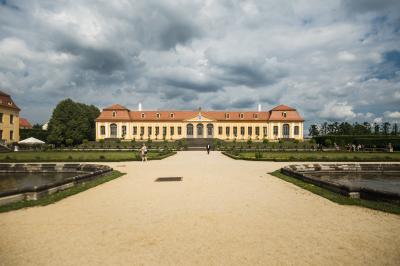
left=140, top=143, right=148, bottom=162
left=206, top=144, right=211, bottom=155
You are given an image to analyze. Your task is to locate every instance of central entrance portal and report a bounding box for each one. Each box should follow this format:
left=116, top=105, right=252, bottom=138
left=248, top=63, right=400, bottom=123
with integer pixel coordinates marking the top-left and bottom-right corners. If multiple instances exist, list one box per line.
left=197, top=124, right=204, bottom=138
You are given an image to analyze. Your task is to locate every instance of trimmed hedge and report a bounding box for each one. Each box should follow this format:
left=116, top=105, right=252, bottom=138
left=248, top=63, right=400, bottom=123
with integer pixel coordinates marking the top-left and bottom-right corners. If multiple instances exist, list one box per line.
left=20, top=128, right=48, bottom=142
left=314, top=135, right=400, bottom=150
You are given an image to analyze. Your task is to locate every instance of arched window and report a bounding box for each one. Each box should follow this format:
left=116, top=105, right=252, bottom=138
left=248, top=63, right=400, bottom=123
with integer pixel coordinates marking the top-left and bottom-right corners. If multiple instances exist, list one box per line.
left=187, top=124, right=194, bottom=136
left=283, top=124, right=290, bottom=138
left=207, top=124, right=214, bottom=137
left=110, top=124, right=117, bottom=137
left=197, top=124, right=204, bottom=136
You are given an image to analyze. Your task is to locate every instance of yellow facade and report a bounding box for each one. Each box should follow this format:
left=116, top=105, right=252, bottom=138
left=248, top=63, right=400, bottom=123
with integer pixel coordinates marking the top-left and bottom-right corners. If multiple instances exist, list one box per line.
left=96, top=119, right=304, bottom=141
left=0, top=107, right=20, bottom=144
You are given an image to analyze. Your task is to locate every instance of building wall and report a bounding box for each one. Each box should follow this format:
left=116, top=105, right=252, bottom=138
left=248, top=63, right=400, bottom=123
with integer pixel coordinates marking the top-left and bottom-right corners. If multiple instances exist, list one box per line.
left=96, top=121, right=304, bottom=141
left=0, top=107, right=20, bottom=143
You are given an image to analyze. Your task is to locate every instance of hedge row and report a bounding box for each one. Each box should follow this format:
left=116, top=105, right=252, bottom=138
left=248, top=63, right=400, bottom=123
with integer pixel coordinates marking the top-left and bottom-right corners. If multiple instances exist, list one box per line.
left=313, top=135, right=400, bottom=149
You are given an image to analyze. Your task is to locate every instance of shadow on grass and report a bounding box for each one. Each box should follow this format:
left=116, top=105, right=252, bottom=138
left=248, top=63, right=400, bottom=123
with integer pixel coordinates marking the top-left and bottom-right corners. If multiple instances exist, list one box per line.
left=0, top=170, right=125, bottom=213
left=270, top=170, right=400, bottom=215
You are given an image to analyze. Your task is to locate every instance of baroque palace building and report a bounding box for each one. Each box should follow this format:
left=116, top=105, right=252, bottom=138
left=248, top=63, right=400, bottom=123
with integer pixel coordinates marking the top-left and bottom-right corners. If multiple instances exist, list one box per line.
left=0, top=91, right=20, bottom=144
left=95, top=104, right=304, bottom=141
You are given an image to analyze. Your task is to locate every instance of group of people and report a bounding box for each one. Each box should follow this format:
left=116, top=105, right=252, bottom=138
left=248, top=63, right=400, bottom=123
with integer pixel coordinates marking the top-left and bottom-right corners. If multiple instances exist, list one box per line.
left=139, top=143, right=212, bottom=162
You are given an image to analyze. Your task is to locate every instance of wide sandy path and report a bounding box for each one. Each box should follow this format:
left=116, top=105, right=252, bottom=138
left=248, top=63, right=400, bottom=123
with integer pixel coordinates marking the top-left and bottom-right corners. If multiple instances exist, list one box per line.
left=0, top=151, right=399, bottom=265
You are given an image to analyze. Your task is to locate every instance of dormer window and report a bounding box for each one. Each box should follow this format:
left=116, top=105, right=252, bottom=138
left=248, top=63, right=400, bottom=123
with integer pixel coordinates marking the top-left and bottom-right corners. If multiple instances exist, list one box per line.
left=156, top=113, right=160, bottom=119
left=8, top=101, right=12, bottom=106
left=253, top=113, right=258, bottom=119
left=141, top=113, right=145, bottom=119
left=170, top=113, right=174, bottom=118
left=282, top=112, right=287, bottom=118
left=112, top=111, right=117, bottom=117
left=239, top=113, right=244, bottom=119
left=225, top=113, right=230, bottom=119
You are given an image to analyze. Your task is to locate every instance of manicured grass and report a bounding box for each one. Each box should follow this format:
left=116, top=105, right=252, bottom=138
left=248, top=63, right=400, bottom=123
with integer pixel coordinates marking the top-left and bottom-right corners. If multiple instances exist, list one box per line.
left=0, top=170, right=125, bottom=213
left=270, top=170, right=400, bottom=215
left=223, top=151, right=400, bottom=161
left=0, top=151, right=176, bottom=162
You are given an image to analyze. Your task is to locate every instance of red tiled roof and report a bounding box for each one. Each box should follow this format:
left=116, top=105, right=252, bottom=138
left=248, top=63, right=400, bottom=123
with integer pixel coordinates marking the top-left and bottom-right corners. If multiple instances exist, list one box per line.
left=0, top=90, right=20, bottom=111
left=103, top=104, right=129, bottom=111
left=96, top=105, right=304, bottom=122
left=20, top=118, right=32, bottom=128
left=270, top=104, right=296, bottom=111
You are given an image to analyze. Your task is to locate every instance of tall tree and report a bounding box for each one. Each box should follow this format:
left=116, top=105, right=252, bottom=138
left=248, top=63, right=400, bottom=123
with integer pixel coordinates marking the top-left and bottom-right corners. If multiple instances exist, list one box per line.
left=47, top=99, right=100, bottom=145
left=381, top=122, right=391, bottom=135
left=309, top=124, right=319, bottom=137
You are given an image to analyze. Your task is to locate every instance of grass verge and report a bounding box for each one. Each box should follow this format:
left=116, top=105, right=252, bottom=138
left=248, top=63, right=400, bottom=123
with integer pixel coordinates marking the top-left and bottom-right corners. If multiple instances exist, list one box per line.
left=0, top=151, right=177, bottom=162
left=0, top=170, right=125, bottom=213
left=270, top=170, right=400, bottom=215
left=223, top=151, right=400, bottom=162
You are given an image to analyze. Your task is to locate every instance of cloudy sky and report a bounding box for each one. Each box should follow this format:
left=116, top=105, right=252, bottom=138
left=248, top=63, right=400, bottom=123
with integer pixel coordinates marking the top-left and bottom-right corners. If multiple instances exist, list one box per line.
left=1, top=0, right=399, bottom=127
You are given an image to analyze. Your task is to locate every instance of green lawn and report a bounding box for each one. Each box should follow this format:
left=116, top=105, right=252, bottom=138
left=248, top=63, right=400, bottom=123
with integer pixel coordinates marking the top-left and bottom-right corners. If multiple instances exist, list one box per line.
left=0, top=170, right=125, bottom=213
left=0, top=151, right=176, bottom=162
left=223, top=151, right=400, bottom=161
left=270, top=170, right=400, bottom=215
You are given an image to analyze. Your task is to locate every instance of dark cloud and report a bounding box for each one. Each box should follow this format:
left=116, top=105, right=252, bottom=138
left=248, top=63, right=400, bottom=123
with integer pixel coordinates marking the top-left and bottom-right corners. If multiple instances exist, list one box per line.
left=231, top=98, right=256, bottom=109
left=0, top=0, right=399, bottom=124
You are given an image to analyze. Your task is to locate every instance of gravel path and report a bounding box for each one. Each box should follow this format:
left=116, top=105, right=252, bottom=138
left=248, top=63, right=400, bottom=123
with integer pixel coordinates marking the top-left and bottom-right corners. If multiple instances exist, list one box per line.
left=0, top=151, right=399, bottom=265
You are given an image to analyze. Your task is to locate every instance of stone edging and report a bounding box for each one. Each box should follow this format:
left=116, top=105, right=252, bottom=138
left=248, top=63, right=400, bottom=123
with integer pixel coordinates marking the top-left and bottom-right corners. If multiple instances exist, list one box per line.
left=0, top=163, right=113, bottom=206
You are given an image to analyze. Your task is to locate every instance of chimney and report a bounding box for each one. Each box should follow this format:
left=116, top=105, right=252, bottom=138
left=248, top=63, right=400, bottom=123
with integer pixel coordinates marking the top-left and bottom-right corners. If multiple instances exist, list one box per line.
left=138, top=102, right=142, bottom=111
left=257, top=104, right=262, bottom=112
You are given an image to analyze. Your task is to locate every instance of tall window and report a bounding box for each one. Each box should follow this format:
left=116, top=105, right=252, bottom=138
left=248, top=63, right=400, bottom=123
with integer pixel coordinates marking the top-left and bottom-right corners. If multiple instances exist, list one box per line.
left=0, top=130, right=2, bottom=140
left=263, top=127, right=268, bottom=136
left=163, top=126, right=167, bottom=136
left=0, top=113, right=2, bottom=123
left=226, top=127, right=230, bottom=136
left=10, top=115, right=13, bottom=124
left=273, top=126, right=278, bottom=135
left=283, top=124, right=290, bottom=137
left=140, top=126, right=145, bottom=136
left=133, top=126, right=137, bottom=135
left=155, top=126, right=160, bottom=135
left=233, top=126, right=238, bottom=136
left=148, top=126, right=152, bottom=135
left=170, top=127, right=174, bottom=135
left=122, top=126, right=127, bottom=137
left=100, top=126, right=106, bottom=135
left=178, top=126, right=182, bottom=135
left=187, top=124, right=193, bottom=135
left=240, top=127, right=245, bottom=135
left=294, top=126, right=299, bottom=135
left=248, top=126, right=252, bottom=136
left=110, top=124, right=117, bottom=137
left=255, top=127, right=260, bottom=136
left=10, top=131, right=13, bottom=140
left=218, top=126, right=223, bottom=135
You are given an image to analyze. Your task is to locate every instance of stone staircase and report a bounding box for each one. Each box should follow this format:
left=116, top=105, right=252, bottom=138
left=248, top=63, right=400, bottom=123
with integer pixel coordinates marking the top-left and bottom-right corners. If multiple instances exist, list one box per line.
left=184, top=138, right=215, bottom=151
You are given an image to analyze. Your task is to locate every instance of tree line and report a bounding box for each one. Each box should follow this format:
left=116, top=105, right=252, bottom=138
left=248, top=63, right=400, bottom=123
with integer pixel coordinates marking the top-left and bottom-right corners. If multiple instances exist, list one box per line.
left=309, top=121, right=399, bottom=137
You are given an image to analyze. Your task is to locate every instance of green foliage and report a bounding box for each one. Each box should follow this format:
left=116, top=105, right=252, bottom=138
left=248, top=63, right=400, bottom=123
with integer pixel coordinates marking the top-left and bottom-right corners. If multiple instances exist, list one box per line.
left=262, top=138, right=269, bottom=144
left=20, top=128, right=48, bottom=142
left=65, top=138, right=73, bottom=147
left=247, top=139, right=252, bottom=146
left=47, top=99, right=100, bottom=146
left=324, top=138, right=332, bottom=147
left=314, top=135, right=400, bottom=150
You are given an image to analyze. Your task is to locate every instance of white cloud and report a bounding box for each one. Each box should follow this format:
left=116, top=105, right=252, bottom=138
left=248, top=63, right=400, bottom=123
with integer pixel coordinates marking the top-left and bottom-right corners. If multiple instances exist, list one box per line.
left=384, top=111, right=400, bottom=119
left=318, top=102, right=356, bottom=120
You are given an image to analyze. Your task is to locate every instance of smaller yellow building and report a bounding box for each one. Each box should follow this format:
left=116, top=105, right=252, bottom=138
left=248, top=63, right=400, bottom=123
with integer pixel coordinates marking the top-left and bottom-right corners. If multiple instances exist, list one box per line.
left=0, top=91, right=20, bottom=144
